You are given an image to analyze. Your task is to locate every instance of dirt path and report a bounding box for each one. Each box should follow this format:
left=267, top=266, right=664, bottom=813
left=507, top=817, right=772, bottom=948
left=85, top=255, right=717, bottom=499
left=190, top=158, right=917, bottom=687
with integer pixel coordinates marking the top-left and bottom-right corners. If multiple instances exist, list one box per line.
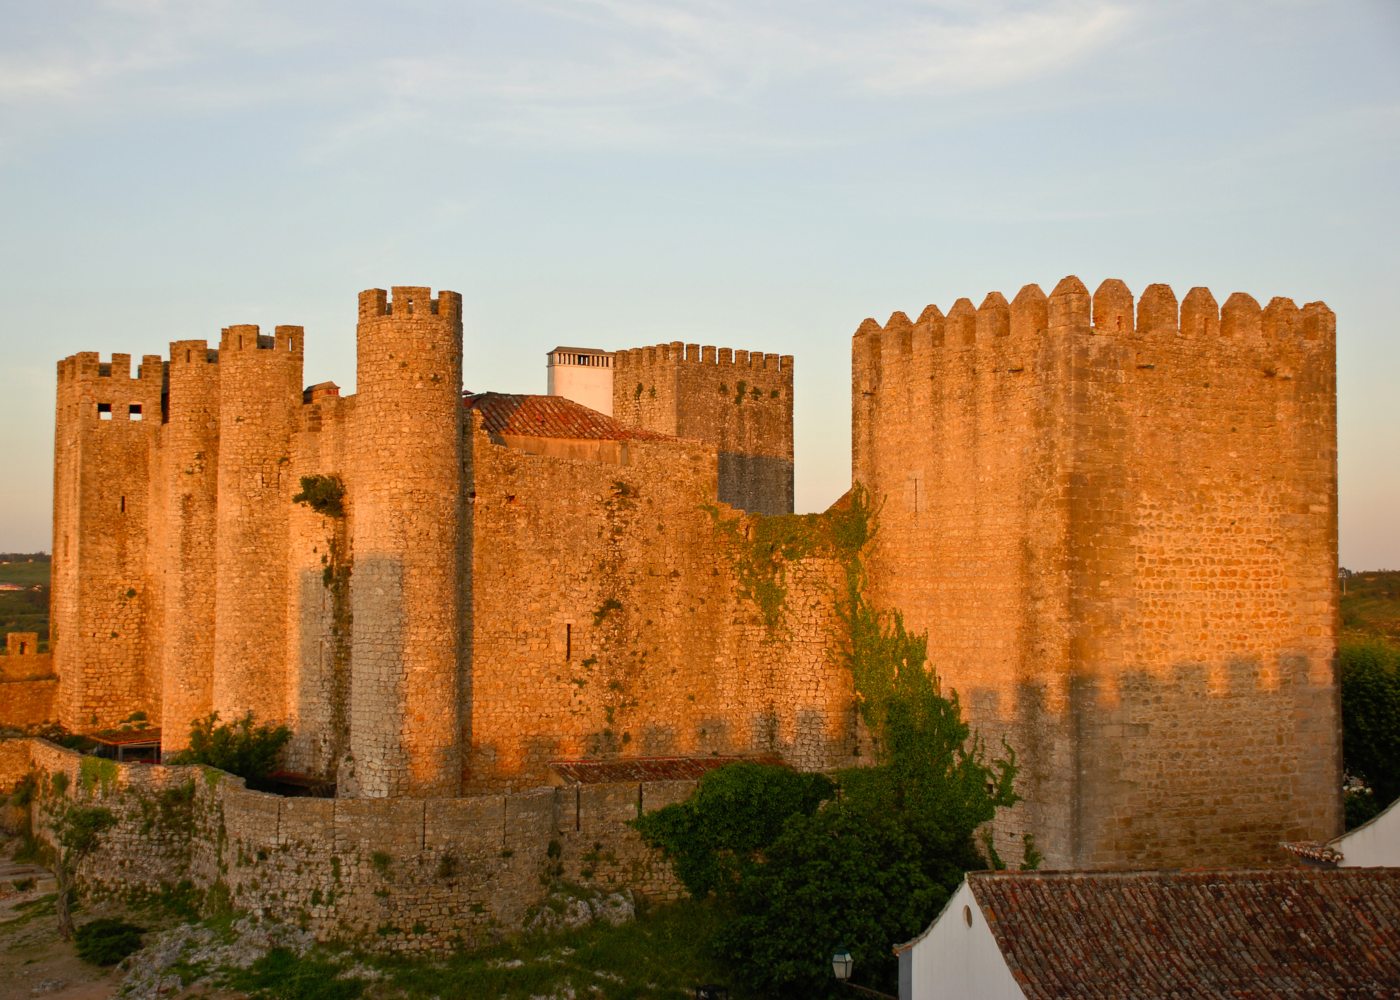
left=0, top=860, right=119, bottom=1000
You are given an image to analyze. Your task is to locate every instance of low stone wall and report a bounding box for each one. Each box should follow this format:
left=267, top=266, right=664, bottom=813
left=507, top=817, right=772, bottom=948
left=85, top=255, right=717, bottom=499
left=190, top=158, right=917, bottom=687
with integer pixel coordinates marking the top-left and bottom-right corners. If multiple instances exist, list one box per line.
left=0, top=738, right=690, bottom=953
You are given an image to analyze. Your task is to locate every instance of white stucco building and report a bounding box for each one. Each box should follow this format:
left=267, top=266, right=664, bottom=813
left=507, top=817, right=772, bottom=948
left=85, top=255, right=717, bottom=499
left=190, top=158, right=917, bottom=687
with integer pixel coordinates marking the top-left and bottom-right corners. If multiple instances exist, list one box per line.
left=546, top=346, right=614, bottom=416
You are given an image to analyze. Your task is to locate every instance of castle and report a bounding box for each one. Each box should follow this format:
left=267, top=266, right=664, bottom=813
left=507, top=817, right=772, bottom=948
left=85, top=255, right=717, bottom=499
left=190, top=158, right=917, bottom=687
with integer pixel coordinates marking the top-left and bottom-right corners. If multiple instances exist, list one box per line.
left=18, top=276, right=1340, bottom=869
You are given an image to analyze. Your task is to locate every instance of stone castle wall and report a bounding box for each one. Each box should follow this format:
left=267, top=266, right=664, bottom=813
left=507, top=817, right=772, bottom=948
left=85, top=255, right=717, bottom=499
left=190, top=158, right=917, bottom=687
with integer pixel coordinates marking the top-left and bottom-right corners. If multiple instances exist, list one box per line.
left=613, top=344, right=794, bottom=515
left=852, top=276, right=1340, bottom=868
left=464, top=418, right=854, bottom=791
left=0, top=633, right=57, bottom=726
left=0, top=737, right=687, bottom=953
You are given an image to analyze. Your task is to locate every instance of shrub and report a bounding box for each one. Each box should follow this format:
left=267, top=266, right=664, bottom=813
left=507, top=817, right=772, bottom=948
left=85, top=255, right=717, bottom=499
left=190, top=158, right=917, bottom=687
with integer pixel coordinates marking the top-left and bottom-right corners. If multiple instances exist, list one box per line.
left=1340, top=638, right=1400, bottom=817
left=292, top=475, right=346, bottom=519
left=74, top=917, right=145, bottom=966
left=633, top=763, right=833, bottom=899
left=172, top=712, right=291, bottom=789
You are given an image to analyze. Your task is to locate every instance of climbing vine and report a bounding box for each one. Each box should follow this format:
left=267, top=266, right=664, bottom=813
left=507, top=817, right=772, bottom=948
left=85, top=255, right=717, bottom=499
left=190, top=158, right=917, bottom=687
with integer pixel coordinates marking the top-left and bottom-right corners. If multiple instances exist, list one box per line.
left=708, top=484, right=871, bottom=633
left=294, top=474, right=352, bottom=777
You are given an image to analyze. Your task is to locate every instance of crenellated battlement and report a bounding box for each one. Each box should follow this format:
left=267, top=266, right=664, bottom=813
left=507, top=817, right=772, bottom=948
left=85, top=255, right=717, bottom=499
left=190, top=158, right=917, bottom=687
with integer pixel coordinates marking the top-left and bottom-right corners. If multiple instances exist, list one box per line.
left=57, top=351, right=166, bottom=384
left=170, top=339, right=220, bottom=366
left=358, top=286, right=463, bottom=323
left=614, top=342, right=793, bottom=374
left=853, top=276, right=1335, bottom=372
left=218, top=324, right=305, bottom=354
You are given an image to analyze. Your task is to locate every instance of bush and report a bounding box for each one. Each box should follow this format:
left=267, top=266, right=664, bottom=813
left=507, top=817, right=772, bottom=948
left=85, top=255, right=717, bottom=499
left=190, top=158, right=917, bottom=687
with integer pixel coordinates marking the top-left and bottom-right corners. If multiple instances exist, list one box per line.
left=74, top=917, right=145, bottom=965
left=172, top=712, right=291, bottom=789
left=722, top=804, right=980, bottom=996
left=1340, top=638, right=1400, bottom=816
left=634, top=763, right=832, bottom=899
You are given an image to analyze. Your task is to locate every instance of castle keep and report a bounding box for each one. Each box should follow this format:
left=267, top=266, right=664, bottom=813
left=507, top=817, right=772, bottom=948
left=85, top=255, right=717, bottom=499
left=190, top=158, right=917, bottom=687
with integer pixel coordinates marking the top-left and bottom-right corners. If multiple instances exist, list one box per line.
left=27, top=275, right=1340, bottom=871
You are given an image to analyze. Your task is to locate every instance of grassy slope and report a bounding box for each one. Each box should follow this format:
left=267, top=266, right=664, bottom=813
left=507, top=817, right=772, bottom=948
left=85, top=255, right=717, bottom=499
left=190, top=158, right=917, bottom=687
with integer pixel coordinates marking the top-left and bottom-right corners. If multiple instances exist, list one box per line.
left=1342, top=570, right=1400, bottom=645
left=0, top=558, right=49, bottom=646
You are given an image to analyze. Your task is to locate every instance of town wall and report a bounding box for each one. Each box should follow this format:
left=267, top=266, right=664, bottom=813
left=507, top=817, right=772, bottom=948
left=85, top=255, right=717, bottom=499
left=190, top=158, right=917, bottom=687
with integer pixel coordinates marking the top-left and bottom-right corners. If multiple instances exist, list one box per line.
left=852, top=277, right=1339, bottom=868
left=613, top=343, right=794, bottom=515
left=463, top=420, right=853, bottom=792
left=0, top=738, right=686, bottom=953
left=0, top=633, right=57, bottom=727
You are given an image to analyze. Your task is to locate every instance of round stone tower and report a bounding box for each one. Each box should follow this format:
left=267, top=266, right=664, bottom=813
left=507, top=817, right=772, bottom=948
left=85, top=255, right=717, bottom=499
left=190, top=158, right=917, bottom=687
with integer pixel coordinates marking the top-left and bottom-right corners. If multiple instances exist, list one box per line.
left=348, top=286, right=464, bottom=798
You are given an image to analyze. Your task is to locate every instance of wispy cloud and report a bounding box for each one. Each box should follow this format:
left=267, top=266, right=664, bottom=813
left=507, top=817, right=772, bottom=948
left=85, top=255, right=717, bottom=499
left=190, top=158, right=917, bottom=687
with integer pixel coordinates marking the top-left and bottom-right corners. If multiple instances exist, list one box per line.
left=0, top=1, right=1138, bottom=153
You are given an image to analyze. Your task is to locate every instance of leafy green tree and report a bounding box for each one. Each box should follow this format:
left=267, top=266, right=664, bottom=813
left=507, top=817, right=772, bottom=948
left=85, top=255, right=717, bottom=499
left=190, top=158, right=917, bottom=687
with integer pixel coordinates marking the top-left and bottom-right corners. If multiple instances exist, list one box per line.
left=634, top=762, right=833, bottom=899
left=172, top=712, right=291, bottom=789
left=1340, top=638, right=1400, bottom=825
left=722, top=804, right=983, bottom=996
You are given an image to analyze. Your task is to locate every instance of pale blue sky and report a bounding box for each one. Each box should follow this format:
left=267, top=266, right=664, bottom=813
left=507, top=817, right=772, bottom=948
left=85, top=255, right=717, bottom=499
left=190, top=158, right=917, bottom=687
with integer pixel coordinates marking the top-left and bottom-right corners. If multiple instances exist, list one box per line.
left=1, top=0, right=1396, bottom=566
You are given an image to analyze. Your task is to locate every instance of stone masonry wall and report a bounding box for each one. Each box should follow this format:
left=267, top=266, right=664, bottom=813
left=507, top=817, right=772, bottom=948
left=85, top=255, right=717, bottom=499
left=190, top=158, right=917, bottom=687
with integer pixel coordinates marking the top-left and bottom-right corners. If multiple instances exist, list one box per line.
left=283, top=393, right=356, bottom=780
left=211, top=325, right=302, bottom=727
left=613, top=343, right=794, bottom=515
left=52, top=352, right=165, bottom=731
left=0, top=634, right=57, bottom=727
left=158, top=340, right=221, bottom=753
left=464, top=421, right=853, bottom=792
left=852, top=276, right=1339, bottom=869
left=0, top=738, right=687, bottom=954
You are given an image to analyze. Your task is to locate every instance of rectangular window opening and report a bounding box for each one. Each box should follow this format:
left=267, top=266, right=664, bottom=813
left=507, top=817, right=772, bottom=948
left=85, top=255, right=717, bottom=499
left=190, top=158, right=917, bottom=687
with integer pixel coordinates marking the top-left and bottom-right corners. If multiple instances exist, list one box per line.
left=129, top=403, right=143, bottom=421
left=119, top=495, right=126, bottom=513
left=565, top=623, right=572, bottom=661
left=98, top=402, right=112, bottom=420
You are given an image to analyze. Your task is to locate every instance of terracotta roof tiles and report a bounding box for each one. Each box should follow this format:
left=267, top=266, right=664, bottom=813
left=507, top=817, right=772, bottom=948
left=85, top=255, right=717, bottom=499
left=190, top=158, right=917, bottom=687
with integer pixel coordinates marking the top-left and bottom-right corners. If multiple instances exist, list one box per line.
left=966, top=868, right=1400, bottom=998
left=464, top=392, right=672, bottom=443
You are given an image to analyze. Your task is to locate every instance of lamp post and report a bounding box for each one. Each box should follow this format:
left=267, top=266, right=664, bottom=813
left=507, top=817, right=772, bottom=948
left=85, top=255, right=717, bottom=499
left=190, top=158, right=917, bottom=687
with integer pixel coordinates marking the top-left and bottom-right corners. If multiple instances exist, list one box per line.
left=831, top=948, right=898, bottom=999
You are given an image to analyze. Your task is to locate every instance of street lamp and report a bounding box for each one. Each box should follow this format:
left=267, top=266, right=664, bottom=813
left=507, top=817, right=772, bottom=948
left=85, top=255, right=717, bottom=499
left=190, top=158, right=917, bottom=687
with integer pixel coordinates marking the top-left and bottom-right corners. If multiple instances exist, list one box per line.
left=830, top=947, right=898, bottom=999
left=832, top=948, right=854, bottom=982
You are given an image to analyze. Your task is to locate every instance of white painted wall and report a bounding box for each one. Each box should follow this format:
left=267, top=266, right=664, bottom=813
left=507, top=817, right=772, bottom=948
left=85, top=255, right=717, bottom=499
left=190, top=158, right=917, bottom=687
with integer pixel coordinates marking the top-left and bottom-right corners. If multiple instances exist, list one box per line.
left=547, top=349, right=614, bottom=416
left=899, top=880, right=1025, bottom=1000
left=1338, top=797, right=1400, bottom=867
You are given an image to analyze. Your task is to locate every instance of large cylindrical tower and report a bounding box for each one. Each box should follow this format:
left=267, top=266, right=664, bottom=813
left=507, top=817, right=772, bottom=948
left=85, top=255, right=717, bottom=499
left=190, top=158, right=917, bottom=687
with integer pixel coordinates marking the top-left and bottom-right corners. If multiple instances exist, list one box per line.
left=211, top=324, right=302, bottom=725
left=348, top=286, right=463, bottom=798
left=159, top=340, right=221, bottom=752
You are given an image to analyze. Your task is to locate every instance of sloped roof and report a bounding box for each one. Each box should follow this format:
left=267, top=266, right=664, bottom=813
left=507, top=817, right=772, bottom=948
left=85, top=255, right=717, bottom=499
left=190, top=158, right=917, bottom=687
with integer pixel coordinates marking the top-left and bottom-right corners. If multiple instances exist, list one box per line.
left=1283, top=795, right=1400, bottom=868
left=967, top=868, right=1400, bottom=999
left=464, top=392, right=671, bottom=442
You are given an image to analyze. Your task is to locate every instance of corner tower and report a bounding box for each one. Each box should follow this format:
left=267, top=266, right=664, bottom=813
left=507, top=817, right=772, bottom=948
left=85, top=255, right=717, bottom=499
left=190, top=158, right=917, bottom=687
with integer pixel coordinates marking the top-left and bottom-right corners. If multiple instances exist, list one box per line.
left=852, top=276, right=1339, bottom=869
left=52, top=352, right=164, bottom=729
left=349, top=286, right=464, bottom=798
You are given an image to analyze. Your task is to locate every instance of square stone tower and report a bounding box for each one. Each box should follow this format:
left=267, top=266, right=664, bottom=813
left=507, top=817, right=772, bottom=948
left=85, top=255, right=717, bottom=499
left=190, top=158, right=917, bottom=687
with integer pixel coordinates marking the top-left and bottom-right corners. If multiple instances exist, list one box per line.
left=852, top=276, right=1340, bottom=868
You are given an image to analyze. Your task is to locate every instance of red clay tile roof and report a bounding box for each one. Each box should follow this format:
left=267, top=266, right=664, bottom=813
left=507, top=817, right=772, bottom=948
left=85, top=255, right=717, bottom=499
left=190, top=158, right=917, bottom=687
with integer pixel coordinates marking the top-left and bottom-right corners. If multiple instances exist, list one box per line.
left=968, top=868, right=1400, bottom=999
left=464, top=392, right=672, bottom=442
left=548, top=755, right=784, bottom=784
left=1281, top=840, right=1345, bottom=866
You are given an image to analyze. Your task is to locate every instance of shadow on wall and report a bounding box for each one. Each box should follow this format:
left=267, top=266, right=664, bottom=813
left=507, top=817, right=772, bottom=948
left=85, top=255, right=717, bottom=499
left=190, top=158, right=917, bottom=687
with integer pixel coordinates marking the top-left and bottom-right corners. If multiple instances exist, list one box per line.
left=963, top=655, right=1337, bottom=870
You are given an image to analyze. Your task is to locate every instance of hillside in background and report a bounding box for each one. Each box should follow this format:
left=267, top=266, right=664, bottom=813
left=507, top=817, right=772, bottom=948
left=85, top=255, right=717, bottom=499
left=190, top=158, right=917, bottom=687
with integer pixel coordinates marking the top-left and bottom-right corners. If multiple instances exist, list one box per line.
left=1342, top=570, right=1400, bottom=644
left=0, top=553, right=49, bottom=648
